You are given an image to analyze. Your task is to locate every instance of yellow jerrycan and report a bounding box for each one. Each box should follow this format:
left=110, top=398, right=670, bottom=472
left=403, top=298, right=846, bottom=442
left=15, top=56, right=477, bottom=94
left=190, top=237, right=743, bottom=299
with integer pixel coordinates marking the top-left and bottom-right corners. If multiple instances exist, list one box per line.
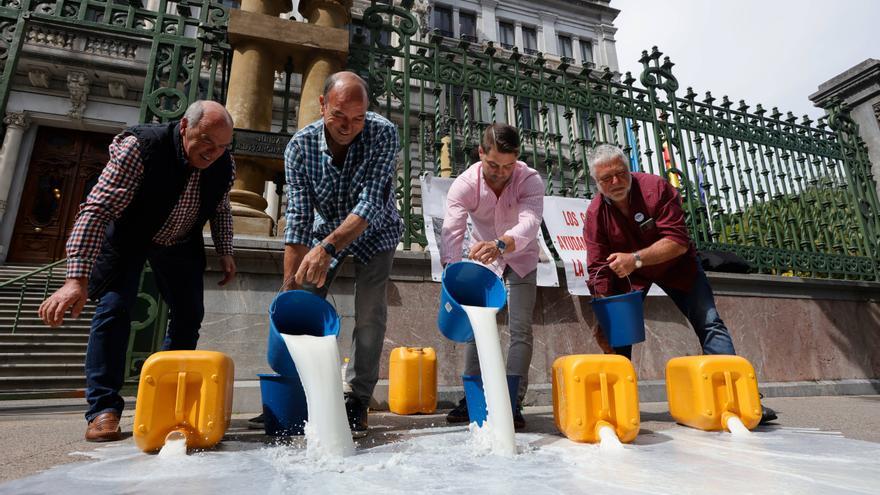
left=666, top=355, right=762, bottom=432
left=388, top=347, right=437, bottom=414
left=552, top=354, right=640, bottom=443
left=133, top=350, right=234, bottom=452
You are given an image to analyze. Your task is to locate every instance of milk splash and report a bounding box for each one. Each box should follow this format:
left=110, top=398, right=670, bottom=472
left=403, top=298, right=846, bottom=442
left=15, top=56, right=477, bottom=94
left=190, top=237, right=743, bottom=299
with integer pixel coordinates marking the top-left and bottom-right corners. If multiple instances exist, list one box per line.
left=461, top=305, right=516, bottom=457
left=282, top=334, right=355, bottom=458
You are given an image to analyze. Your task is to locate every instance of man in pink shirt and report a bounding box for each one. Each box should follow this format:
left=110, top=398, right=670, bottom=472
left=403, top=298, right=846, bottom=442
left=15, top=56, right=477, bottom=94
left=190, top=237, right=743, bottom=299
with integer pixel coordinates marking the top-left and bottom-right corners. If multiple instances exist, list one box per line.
left=440, top=124, right=544, bottom=429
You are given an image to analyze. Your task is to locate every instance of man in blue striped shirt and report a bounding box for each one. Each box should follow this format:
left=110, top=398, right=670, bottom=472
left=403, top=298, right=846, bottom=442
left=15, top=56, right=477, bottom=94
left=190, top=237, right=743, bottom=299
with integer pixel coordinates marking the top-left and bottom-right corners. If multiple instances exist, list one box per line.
left=282, top=71, right=402, bottom=438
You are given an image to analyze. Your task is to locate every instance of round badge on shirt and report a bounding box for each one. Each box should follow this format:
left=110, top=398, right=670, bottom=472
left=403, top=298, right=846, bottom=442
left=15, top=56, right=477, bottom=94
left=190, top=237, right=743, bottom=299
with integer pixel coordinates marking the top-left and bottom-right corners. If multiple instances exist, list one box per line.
left=634, top=212, right=645, bottom=222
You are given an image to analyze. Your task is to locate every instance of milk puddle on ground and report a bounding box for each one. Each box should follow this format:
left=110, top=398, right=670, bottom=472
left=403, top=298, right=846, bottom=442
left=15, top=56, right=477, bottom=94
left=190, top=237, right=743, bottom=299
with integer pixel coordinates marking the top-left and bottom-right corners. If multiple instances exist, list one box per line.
left=461, top=305, right=516, bottom=457
left=282, top=333, right=355, bottom=458
left=4, top=426, right=879, bottom=494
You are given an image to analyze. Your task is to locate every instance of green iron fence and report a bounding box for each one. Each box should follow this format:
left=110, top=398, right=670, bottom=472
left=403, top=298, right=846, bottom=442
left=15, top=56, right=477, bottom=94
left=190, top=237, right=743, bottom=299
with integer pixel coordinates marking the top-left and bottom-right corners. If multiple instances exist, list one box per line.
left=0, top=0, right=231, bottom=126
left=349, top=0, right=880, bottom=281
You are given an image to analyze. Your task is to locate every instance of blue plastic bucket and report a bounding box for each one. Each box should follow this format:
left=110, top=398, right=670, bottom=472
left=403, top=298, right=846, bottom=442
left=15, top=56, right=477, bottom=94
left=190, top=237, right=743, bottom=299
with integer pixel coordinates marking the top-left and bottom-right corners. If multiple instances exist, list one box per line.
left=591, top=290, right=646, bottom=348
left=258, top=373, right=308, bottom=436
left=267, top=290, right=340, bottom=376
left=437, top=262, right=507, bottom=342
left=461, top=374, right=520, bottom=426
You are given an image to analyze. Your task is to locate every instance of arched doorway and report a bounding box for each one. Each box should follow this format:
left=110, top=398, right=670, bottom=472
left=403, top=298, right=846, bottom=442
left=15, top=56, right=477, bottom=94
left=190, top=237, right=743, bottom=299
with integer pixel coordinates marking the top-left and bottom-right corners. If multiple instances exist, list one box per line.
left=8, top=127, right=113, bottom=264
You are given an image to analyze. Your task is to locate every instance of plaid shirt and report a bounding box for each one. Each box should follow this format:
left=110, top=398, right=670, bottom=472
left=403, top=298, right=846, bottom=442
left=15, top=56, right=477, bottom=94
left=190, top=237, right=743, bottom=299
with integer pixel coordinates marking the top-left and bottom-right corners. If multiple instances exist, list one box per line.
left=284, top=112, right=403, bottom=265
left=65, top=134, right=235, bottom=279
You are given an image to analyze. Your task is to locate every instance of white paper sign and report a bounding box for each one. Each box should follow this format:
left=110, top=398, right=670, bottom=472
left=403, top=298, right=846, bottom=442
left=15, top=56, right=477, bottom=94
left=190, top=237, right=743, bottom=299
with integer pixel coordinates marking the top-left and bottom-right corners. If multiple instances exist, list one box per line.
left=542, top=196, right=592, bottom=295
left=420, top=173, right=559, bottom=287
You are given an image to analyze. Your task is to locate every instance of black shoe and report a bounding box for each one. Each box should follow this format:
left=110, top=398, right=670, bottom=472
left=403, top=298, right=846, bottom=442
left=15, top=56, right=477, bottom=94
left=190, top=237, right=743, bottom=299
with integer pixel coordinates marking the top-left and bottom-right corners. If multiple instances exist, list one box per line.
left=345, top=395, right=369, bottom=438
left=759, top=405, right=778, bottom=425
left=446, top=397, right=469, bottom=424
left=248, top=413, right=264, bottom=430
left=513, top=406, right=525, bottom=431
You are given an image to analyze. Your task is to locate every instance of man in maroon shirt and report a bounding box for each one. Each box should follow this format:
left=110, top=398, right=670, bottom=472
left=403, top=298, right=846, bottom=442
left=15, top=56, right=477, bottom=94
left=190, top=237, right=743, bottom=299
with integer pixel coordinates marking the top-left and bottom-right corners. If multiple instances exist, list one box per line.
left=582, top=144, right=776, bottom=423
left=583, top=143, right=735, bottom=358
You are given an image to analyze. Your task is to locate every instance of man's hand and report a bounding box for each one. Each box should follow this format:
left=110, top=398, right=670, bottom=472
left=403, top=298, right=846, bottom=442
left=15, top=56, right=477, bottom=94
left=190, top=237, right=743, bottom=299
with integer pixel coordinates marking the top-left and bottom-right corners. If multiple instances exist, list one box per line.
left=592, top=323, right=613, bottom=354
left=468, top=241, right=501, bottom=265
left=38, top=278, right=88, bottom=327
left=294, top=245, right=332, bottom=288
left=607, top=252, right=638, bottom=278
left=218, top=255, right=236, bottom=286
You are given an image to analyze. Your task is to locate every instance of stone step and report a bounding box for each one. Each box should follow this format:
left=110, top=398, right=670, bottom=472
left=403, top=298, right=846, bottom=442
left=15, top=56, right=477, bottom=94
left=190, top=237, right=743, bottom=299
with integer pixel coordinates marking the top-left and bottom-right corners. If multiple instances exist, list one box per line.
left=0, top=341, right=88, bottom=353
left=0, top=324, right=92, bottom=333
left=0, top=333, right=89, bottom=343
left=0, top=352, right=85, bottom=365
left=0, top=376, right=86, bottom=393
left=0, top=315, right=95, bottom=325
left=0, top=363, right=85, bottom=377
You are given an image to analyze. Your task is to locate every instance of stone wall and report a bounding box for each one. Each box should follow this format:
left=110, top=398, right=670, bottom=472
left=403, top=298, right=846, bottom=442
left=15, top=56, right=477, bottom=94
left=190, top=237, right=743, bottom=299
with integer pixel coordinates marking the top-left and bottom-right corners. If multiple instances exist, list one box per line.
left=199, top=238, right=880, bottom=411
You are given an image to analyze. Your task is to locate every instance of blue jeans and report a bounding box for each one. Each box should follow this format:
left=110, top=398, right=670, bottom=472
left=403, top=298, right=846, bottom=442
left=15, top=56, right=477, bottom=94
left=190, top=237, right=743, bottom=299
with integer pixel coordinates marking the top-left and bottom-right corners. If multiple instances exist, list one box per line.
left=611, top=265, right=736, bottom=359
left=84, top=238, right=206, bottom=421
left=305, top=249, right=395, bottom=405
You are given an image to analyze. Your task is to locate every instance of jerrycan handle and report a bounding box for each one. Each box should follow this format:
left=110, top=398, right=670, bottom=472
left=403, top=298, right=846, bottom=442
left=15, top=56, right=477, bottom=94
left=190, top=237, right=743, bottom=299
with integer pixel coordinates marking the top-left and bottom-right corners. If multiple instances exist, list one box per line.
left=175, top=372, right=187, bottom=424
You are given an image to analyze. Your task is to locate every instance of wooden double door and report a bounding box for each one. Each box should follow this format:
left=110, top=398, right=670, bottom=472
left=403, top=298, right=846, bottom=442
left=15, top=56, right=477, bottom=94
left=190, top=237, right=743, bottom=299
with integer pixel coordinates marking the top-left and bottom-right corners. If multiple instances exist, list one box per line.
left=8, top=127, right=113, bottom=264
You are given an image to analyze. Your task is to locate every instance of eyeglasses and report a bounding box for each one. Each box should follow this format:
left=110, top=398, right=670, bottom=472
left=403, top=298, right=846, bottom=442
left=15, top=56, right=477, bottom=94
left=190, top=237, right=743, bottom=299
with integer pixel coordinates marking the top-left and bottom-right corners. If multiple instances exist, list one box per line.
left=596, top=170, right=629, bottom=185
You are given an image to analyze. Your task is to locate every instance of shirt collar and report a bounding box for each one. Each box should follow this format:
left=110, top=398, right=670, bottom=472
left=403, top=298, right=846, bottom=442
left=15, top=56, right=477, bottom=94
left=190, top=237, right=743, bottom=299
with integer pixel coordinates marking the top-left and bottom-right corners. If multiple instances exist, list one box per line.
left=172, top=122, right=191, bottom=170
left=318, top=117, right=366, bottom=159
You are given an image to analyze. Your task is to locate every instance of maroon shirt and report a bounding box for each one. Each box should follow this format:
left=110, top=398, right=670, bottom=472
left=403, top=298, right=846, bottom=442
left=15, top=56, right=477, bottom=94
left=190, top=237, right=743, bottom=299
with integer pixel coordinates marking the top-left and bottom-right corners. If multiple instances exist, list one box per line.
left=583, top=172, right=697, bottom=296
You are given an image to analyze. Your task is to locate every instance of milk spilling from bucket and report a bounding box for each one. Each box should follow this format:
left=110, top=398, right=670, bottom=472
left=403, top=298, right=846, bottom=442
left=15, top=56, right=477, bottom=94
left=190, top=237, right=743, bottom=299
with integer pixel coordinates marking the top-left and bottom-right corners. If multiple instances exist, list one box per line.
left=282, top=334, right=355, bottom=457
left=461, top=305, right=516, bottom=457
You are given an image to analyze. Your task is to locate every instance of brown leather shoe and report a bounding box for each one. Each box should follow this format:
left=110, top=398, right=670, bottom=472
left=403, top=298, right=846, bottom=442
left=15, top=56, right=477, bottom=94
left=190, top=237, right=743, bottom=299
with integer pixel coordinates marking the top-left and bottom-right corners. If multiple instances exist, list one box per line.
left=85, top=412, right=122, bottom=442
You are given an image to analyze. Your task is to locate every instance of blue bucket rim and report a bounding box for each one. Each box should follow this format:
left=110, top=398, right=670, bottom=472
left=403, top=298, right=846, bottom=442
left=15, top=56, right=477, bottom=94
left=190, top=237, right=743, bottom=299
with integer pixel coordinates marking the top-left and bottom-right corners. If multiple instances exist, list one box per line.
left=591, top=289, right=643, bottom=304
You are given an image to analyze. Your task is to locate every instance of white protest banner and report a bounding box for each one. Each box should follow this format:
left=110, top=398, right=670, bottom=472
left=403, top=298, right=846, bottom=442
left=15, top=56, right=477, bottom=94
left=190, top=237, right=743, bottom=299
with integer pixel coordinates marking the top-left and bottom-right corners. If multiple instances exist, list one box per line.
left=543, top=196, right=665, bottom=297
left=419, top=173, right=559, bottom=287
left=542, top=196, right=591, bottom=295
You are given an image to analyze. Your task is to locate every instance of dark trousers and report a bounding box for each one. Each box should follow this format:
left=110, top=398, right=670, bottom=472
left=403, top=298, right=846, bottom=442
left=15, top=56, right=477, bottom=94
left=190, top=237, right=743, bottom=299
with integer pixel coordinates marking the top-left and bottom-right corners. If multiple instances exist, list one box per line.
left=612, top=264, right=736, bottom=359
left=84, top=238, right=206, bottom=421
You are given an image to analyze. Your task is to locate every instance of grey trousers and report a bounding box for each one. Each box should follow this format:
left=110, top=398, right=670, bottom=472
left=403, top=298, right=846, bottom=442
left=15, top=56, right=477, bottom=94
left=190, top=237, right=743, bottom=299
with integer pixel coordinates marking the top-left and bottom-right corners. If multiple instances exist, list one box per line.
left=308, top=249, right=395, bottom=404
left=463, top=267, right=538, bottom=405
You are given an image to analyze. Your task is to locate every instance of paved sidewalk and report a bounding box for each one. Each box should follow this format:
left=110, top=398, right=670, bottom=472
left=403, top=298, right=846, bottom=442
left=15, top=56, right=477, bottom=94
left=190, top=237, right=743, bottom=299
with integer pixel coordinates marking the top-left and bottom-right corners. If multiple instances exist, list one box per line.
left=1, top=395, right=877, bottom=483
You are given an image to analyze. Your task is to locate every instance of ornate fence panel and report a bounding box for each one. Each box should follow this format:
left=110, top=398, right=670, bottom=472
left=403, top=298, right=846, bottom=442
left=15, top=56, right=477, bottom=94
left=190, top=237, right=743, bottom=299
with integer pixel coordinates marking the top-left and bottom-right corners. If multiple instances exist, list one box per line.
left=0, top=0, right=231, bottom=126
left=348, top=1, right=880, bottom=281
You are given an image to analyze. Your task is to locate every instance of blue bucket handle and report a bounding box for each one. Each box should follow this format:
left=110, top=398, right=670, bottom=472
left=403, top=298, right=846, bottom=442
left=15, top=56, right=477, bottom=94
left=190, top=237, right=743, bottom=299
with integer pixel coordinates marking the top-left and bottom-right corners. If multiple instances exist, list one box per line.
left=592, top=265, right=634, bottom=299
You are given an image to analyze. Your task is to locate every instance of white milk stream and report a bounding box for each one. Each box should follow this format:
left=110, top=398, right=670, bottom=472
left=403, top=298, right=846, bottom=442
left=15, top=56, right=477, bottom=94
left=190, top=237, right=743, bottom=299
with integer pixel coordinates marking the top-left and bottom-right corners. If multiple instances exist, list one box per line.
left=725, top=415, right=751, bottom=437
left=597, top=425, right=623, bottom=451
left=461, top=305, right=516, bottom=457
left=282, top=334, right=355, bottom=458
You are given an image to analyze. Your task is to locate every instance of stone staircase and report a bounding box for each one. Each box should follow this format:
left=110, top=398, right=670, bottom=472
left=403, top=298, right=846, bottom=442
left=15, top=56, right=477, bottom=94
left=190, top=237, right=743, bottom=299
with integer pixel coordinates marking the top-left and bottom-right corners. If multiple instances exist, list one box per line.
left=0, top=262, right=95, bottom=399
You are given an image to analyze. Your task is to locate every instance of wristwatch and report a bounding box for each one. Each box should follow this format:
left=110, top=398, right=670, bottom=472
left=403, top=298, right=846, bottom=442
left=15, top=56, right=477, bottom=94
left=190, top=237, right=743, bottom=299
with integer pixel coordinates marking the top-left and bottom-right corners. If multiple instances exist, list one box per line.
left=632, top=251, right=643, bottom=269
left=494, top=238, right=507, bottom=253
left=320, top=240, right=337, bottom=256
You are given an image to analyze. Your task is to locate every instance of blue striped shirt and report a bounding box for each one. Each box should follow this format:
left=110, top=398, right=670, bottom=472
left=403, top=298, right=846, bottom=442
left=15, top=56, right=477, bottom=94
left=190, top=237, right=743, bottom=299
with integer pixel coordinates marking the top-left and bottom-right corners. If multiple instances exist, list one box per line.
left=284, top=112, right=403, bottom=265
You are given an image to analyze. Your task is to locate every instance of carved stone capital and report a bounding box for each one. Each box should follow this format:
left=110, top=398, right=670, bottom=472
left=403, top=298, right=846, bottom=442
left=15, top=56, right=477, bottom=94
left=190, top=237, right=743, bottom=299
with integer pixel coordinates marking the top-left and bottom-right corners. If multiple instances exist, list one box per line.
left=873, top=101, right=880, bottom=128
left=298, top=0, right=352, bottom=25
left=28, top=68, right=50, bottom=89
left=67, top=71, right=91, bottom=120
left=108, top=78, right=128, bottom=99
left=3, top=112, right=31, bottom=130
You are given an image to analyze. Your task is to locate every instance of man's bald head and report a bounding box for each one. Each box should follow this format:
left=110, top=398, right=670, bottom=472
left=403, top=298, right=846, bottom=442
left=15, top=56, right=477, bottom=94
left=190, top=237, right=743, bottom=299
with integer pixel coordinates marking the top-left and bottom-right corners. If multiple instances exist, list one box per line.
left=319, top=72, right=371, bottom=148
left=322, top=71, right=370, bottom=104
left=180, top=100, right=234, bottom=169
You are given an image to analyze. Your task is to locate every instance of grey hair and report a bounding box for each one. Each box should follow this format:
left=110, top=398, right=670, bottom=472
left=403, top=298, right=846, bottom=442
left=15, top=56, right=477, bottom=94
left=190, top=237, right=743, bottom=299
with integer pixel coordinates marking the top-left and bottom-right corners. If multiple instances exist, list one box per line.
left=587, top=143, right=628, bottom=177
left=183, top=100, right=234, bottom=128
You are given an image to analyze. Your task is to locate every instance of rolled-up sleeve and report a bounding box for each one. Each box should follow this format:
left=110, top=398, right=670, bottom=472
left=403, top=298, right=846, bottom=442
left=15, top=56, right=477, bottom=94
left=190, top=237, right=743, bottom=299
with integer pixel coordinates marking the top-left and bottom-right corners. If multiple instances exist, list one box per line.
left=502, top=172, right=544, bottom=253
left=351, top=125, right=399, bottom=225
left=441, top=174, right=475, bottom=265
left=284, top=140, right=314, bottom=246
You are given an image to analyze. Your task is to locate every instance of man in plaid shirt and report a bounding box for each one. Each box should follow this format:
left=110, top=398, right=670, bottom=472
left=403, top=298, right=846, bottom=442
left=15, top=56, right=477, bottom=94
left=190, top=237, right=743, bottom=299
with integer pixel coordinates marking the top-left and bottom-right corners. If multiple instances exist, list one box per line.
left=280, top=71, right=402, bottom=438
left=38, top=100, right=237, bottom=442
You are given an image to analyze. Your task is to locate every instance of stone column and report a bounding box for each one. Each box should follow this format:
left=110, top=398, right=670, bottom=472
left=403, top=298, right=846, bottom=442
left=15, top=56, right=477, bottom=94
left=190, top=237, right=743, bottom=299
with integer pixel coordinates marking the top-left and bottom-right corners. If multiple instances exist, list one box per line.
left=479, top=0, right=497, bottom=42
left=452, top=7, right=460, bottom=38
left=540, top=12, right=557, bottom=57
left=297, top=0, right=352, bottom=129
left=597, top=23, right=619, bottom=72
left=0, top=112, right=31, bottom=221
left=225, top=0, right=291, bottom=235
left=514, top=21, right=523, bottom=49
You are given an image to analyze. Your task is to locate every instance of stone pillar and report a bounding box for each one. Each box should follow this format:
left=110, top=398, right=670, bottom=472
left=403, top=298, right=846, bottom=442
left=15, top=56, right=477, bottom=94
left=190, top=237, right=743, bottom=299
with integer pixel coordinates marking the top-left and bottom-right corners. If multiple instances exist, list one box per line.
left=225, top=0, right=291, bottom=235
left=540, top=12, right=557, bottom=57
left=597, top=23, right=619, bottom=72
left=479, top=0, right=497, bottom=42
left=297, top=0, right=352, bottom=129
left=514, top=21, right=523, bottom=49
left=452, top=7, right=460, bottom=39
left=571, top=34, right=581, bottom=63
left=0, top=112, right=30, bottom=221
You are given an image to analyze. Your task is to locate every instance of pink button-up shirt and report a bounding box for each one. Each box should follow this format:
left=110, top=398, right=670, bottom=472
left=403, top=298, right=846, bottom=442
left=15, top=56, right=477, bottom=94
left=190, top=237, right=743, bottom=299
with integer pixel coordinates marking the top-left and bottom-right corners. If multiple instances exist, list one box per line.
left=441, top=161, right=544, bottom=277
